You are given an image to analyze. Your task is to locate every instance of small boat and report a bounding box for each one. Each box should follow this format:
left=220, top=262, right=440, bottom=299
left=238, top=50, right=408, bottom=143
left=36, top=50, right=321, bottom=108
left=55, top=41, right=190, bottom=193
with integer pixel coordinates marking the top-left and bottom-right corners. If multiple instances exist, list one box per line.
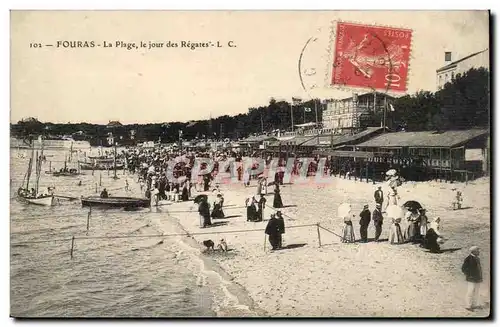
left=47, top=168, right=81, bottom=177
left=79, top=162, right=125, bottom=170
left=17, top=139, right=56, bottom=206
left=81, top=196, right=150, bottom=209
left=17, top=192, right=56, bottom=206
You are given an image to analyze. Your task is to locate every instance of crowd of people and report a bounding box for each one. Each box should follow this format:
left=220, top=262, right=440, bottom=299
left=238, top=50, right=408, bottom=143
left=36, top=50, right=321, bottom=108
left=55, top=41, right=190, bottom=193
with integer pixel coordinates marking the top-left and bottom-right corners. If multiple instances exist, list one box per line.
left=340, top=181, right=446, bottom=253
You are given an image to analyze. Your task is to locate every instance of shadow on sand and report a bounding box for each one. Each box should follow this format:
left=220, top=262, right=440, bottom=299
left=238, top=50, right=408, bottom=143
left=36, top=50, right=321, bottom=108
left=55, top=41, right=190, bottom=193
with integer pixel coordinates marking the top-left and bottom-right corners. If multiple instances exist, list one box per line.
left=277, top=243, right=307, bottom=250
left=221, top=215, right=242, bottom=219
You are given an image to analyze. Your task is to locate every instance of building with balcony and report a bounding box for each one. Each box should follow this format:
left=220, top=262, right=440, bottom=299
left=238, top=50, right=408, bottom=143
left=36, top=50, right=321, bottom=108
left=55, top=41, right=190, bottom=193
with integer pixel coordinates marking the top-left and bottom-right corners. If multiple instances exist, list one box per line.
left=436, top=49, right=489, bottom=90
left=322, top=92, right=396, bottom=132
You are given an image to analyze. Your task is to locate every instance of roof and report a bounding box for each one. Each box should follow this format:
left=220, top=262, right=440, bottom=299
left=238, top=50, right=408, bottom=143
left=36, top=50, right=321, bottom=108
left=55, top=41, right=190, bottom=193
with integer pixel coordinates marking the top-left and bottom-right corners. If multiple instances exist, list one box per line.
left=299, top=127, right=385, bottom=147
left=357, top=129, right=489, bottom=148
left=240, top=135, right=277, bottom=144
left=295, top=122, right=318, bottom=128
left=436, top=49, right=489, bottom=73
left=337, top=92, right=397, bottom=102
left=312, top=150, right=394, bottom=158
left=267, top=127, right=385, bottom=147
left=107, top=120, right=123, bottom=127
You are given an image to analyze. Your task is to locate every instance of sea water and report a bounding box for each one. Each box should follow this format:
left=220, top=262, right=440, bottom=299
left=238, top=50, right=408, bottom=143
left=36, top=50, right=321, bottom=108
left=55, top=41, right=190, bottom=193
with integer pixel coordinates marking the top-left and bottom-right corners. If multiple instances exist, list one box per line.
left=10, top=147, right=251, bottom=317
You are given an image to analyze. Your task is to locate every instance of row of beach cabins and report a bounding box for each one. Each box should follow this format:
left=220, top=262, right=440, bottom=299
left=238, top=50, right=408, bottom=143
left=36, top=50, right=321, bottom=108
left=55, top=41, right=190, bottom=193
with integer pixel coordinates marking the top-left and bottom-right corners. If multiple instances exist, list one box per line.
left=237, top=127, right=490, bottom=183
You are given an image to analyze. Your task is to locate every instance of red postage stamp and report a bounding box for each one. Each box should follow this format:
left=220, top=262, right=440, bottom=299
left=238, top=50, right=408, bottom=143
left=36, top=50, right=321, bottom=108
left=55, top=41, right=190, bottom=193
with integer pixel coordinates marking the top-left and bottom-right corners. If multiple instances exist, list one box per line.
left=331, top=22, right=412, bottom=92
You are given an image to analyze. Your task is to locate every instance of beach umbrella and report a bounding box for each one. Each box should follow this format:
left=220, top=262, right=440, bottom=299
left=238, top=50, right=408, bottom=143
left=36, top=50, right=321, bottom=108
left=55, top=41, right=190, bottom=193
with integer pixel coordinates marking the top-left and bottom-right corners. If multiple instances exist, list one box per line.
left=386, top=169, right=397, bottom=176
left=337, top=203, right=352, bottom=218
left=386, top=205, right=404, bottom=219
left=403, top=201, right=423, bottom=212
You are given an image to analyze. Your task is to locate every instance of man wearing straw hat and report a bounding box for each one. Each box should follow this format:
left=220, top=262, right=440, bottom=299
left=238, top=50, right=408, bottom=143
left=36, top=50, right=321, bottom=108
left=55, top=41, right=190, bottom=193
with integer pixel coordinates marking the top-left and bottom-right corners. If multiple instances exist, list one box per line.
left=462, top=246, right=483, bottom=311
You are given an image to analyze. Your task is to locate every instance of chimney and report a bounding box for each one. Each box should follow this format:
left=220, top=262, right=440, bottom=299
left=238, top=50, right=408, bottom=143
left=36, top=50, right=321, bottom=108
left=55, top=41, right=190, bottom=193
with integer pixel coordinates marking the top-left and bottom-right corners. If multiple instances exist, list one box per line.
left=445, top=51, right=452, bottom=63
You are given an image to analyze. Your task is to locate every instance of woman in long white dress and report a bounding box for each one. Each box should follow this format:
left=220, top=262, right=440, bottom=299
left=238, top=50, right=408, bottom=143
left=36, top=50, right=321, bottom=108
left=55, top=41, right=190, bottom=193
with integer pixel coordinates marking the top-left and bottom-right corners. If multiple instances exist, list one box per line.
left=341, top=214, right=356, bottom=243
left=388, top=217, right=405, bottom=244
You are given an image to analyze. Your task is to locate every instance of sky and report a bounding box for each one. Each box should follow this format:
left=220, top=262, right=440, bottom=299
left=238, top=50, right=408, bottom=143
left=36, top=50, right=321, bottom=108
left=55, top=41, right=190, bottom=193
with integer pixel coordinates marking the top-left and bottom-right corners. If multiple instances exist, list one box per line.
left=10, top=10, right=490, bottom=124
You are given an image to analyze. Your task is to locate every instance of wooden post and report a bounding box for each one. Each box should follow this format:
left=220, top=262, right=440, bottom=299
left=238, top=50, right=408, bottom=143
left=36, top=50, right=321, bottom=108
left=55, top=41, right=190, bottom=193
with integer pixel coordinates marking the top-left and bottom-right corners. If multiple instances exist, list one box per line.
left=99, top=172, right=102, bottom=186
left=95, top=183, right=98, bottom=193
left=263, top=234, right=267, bottom=252
left=92, top=166, right=95, bottom=176
left=86, top=207, right=91, bottom=235
left=49, top=161, right=51, bottom=171
left=365, top=161, right=369, bottom=183
left=70, top=236, right=75, bottom=259
left=316, top=223, right=322, bottom=247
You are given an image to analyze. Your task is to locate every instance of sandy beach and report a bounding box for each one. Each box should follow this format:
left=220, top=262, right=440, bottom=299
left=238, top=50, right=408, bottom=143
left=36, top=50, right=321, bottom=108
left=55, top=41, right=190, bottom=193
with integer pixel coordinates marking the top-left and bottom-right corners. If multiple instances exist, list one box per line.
left=149, top=170, right=490, bottom=317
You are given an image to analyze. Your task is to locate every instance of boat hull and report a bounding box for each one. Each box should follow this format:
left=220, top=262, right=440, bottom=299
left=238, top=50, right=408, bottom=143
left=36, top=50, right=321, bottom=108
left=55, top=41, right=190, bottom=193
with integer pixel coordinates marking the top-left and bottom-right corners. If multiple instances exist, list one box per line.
left=81, top=196, right=150, bottom=209
left=18, top=195, right=56, bottom=206
left=79, top=163, right=124, bottom=170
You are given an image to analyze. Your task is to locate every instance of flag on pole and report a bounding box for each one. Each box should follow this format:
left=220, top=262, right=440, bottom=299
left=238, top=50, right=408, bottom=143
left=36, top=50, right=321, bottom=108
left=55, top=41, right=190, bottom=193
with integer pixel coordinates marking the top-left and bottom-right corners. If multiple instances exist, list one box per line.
left=389, top=104, right=396, bottom=112
left=304, top=107, right=312, bottom=112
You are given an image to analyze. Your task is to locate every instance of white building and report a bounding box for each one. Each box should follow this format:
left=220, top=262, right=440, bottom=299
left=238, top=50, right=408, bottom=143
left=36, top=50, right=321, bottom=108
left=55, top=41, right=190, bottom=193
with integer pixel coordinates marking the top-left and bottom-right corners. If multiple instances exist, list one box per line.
left=436, top=49, right=489, bottom=90
left=322, top=92, right=395, bottom=132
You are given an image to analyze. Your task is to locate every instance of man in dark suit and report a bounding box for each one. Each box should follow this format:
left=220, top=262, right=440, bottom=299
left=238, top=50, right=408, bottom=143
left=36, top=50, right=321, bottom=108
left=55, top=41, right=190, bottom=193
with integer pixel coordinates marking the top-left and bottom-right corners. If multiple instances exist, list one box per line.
left=462, top=246, right=483, bottom=311
left=372, top=203, right=383, bottom=241
left=374, top=186, right=384, bottom=207
left=359, top=205, right=371, bottom=243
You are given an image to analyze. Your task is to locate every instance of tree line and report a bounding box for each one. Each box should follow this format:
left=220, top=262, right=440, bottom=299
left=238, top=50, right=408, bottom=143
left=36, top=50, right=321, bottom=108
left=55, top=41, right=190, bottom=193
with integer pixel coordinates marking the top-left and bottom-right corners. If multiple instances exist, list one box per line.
left=10, top=67, right=489, bottom=145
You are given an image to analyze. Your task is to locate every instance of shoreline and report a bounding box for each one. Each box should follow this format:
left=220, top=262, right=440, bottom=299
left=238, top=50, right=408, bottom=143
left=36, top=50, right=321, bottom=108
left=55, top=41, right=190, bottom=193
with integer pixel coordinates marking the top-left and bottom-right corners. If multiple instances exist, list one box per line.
left=150, top=171, right=490, bottom=317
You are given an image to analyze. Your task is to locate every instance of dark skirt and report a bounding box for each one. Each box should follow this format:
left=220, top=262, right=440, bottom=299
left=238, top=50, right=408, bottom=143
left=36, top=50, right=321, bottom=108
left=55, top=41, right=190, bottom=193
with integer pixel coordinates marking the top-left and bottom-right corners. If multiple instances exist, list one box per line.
left=247, top=206, right=257, bottom=221
left=273, top=193, right=283, bottom=208
left=211, top=203, right=225, bottom=218
left=424, top=228, right=440, bottom=252
left=181, top=188, right=189, bottom=201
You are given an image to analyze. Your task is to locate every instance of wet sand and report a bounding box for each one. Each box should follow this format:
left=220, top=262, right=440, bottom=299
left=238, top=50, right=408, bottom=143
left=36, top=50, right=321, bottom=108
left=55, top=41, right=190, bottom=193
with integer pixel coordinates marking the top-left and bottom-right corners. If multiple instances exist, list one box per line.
left=148, top=172, right=490, bottom=317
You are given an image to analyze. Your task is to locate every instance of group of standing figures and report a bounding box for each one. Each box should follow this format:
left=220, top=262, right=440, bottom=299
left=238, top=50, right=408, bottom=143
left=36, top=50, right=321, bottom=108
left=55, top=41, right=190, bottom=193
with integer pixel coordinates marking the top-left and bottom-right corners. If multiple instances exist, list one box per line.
left=342, top=185, right=445, bottom=253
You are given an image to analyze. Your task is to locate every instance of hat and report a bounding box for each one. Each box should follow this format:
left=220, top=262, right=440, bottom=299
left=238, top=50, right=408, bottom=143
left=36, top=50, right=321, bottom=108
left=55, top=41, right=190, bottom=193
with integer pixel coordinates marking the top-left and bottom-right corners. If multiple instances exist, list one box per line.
left=364, top=204, right=369, bottom=209
left=469, top=246, right=479, bottom=253
left=377, top=186, right=382, bottom=189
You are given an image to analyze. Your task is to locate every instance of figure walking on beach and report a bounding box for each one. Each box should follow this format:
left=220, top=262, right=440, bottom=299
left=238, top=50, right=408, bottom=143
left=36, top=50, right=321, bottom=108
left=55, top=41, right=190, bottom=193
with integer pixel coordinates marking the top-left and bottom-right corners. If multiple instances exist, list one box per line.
left=372, top=203, right=383, bottom=241
left=388, top=217, right=405, bottom=244
left=276, top=211, right=285, bottom=248
left=273, top=184, right=283, bottom=208
left=423, top=217, right=444, bottom=253
left=374, top=186, right=384, bottom=208
left=257, top=194, right=267, bottom=222
left=246, top=196, right=258, bottom=222
left=359, top=204, right=371, bottom=243
left=198, top=197, right=212, bottom=228
left=462, top=246, right=483, bottom=311
left=341, top=214, right=356, bottom=243
left=265, top=214, right=279, bottom=250
left=211, top=194, right=225, bottom=219
left=406, top=210, right=420, bottom=243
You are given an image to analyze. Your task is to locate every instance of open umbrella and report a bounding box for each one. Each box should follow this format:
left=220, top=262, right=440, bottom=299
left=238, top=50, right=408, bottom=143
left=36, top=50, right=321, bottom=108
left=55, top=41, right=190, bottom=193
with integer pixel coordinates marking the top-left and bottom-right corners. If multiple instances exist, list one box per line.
left=386, top=205, right=404, bottom=219
left=193, top=194, right=208, bottom=204
left=337, top=203, right=352, bottom=218
left=403, top=200, right=423, bottom=212
left=386, top=169, right=397, bottom=176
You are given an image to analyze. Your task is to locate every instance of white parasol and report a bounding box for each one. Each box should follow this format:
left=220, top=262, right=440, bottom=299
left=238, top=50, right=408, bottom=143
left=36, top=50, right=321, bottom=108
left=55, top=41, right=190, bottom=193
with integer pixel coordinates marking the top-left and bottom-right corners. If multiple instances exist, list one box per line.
left=386, top=205, right=404, bottom=220
left=386, top=169, right=397, bottom=176
left=337, top=203, right=352, bottom=218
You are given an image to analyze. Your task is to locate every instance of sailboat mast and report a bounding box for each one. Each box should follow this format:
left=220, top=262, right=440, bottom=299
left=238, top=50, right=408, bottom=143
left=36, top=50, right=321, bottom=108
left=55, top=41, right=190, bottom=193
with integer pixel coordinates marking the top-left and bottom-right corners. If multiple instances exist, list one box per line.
left=113, top=141, right=117, bottom=179
left=35, top=139, right=44, bottom=195
left=26, top=141, right=35, bottom=190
